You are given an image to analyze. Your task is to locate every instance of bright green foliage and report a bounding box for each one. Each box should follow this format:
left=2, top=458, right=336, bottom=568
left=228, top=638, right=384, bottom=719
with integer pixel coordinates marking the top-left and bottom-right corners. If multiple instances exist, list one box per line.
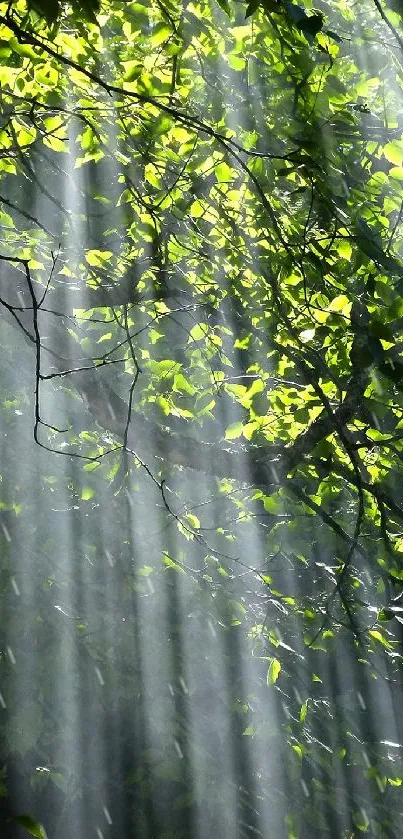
left=14, top=815, right=47, bottom=838
left=267, top=657, right=281, bottom=684
left=1, top=0, right=403, bottom=836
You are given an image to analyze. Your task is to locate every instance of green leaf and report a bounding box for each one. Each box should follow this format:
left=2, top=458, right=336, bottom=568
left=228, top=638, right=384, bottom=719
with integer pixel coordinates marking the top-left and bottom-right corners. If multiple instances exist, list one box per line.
left=245, top=0, right=260, bottom=17
left=388, top=777, right=403, bottom=787
left=298, top=13, right=323, bottom=37
left=299, top=700, right=308, bottom=723
left=283, top=1, right=306, bottom=23
left=162, top=553, right=185, bottom=574
left=383, top=141, right=403, bottom=165
left=368, top=629, right=393, bottom=648
left=14, top=816, right=47, bottom=839
left=27, top=0, right=60, bottom=23
left=262, top=494, right=282, bottom=514
left=184, top=513, right=200, bottom=529
left=225, top=421, right=244, bottom=440
left=215, top=162, right=233, bottom=183
left=267, top=658, right=281, bottom=685
left=242, top=725, right=256, bottom=735
left=378, top=608, right=394, bottom=622
left=85, top=250, right=112, bottom=266
left=150, top=23, right=172, bottom=46
left=328, top=294, right=350, bottom=313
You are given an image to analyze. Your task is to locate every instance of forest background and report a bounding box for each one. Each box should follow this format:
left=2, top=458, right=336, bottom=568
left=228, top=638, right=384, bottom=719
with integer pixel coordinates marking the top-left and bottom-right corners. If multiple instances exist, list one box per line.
left=1, top=0, right=403, bottom=837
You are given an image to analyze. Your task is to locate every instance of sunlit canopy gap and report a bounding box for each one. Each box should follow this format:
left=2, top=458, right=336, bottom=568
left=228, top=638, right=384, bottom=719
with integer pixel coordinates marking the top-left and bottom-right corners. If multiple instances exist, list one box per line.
left=1, top=0, right=403, bottom=837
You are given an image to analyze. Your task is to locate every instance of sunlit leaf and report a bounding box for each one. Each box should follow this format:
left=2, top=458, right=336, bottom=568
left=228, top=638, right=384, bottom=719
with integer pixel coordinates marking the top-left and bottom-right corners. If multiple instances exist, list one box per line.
left=225, top=421, right=244, bottom=440
left=13, top=816, right=47, bottom=839
left=184, top=513, right=200, bottom=529
left=267, top=658, right=281, bottom=685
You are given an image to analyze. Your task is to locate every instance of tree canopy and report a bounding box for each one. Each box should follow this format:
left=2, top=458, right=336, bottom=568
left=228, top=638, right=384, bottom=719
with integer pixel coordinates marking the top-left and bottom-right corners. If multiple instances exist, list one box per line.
left=1, top=0, right=403, bottom=837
